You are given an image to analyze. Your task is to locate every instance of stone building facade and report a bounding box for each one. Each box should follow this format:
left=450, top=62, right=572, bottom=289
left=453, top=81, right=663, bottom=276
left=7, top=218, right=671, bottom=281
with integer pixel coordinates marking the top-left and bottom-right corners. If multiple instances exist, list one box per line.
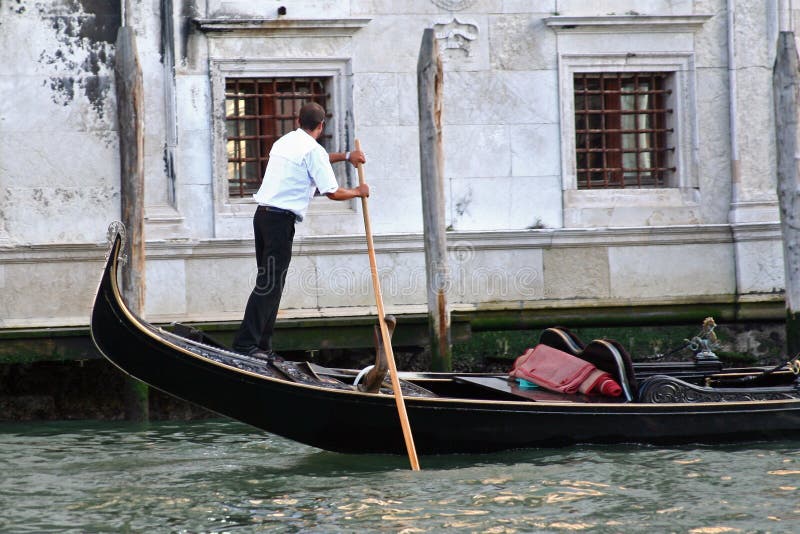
left=0, top=0, right=793, bottom=334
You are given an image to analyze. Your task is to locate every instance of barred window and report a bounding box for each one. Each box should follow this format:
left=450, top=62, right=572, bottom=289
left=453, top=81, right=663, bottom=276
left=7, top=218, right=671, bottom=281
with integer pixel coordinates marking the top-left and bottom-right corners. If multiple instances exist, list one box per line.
left=225, top=77, right=332, bottom=198
left=574, top=72, right=675, bottom=189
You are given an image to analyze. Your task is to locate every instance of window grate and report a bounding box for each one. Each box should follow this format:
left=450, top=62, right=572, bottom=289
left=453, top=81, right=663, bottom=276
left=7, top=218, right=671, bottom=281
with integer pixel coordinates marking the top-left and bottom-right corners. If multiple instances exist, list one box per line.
left=574, top=72, right=675, bottom=189
left=225, top=77, right=331, bottom=198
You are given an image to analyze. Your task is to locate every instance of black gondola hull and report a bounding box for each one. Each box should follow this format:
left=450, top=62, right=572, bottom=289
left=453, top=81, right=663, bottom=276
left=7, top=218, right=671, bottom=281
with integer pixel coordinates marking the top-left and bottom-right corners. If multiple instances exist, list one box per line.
left=91, top=231, right=800, bottom=455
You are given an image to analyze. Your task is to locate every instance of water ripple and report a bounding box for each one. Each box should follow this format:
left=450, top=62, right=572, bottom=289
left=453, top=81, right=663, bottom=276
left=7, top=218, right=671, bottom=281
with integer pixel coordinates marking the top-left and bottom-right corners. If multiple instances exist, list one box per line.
left=1, top=420, right=800, bottom=532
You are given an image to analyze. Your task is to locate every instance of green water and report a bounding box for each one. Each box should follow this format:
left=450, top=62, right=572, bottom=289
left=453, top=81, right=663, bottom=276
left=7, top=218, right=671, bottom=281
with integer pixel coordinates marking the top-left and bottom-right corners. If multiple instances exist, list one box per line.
left=1, top=419, right=799, bottom=533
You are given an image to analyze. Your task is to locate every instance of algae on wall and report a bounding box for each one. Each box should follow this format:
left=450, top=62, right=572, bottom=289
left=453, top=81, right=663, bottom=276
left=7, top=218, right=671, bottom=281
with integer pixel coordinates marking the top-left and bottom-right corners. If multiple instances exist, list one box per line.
left=452, top=322, right=786, bottom=372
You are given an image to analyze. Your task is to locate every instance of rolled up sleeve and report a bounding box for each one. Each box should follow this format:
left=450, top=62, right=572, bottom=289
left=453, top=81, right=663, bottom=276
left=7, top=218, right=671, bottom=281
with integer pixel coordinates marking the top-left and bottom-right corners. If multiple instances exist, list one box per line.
left=306, top=146, right=339, bottom=195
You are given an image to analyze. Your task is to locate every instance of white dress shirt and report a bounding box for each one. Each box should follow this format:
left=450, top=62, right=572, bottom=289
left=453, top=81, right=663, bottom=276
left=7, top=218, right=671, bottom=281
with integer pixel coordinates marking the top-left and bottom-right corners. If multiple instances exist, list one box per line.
left=252, top=128, right=339, bottom=221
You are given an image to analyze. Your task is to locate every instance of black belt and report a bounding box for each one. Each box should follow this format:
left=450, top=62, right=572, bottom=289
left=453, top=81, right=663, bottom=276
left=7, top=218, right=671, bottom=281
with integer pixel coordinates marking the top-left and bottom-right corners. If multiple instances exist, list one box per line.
left=258, top=205, right=296, bottom=221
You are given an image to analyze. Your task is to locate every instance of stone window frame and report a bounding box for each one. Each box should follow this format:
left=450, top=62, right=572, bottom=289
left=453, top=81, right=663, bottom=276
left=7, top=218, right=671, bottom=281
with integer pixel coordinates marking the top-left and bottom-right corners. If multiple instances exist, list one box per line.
left=558, top=53, right=697, bottom=193
left=547, top=15, right=711, bottom=228
left=210, top=58, right=356, bottom=218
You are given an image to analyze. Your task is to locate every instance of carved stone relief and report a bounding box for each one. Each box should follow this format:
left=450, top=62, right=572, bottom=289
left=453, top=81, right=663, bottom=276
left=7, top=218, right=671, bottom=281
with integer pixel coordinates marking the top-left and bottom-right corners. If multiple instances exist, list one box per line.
left=431, top=0, right=476, bottom=11
left=434, top=18, right=479, bottom=58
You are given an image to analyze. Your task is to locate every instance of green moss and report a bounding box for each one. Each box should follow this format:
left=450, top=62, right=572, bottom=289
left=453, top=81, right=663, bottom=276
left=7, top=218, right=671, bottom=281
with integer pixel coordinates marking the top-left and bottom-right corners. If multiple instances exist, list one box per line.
left=452, top=323, right=758, bottom=368
left=0, top=339, right=97, bottom=364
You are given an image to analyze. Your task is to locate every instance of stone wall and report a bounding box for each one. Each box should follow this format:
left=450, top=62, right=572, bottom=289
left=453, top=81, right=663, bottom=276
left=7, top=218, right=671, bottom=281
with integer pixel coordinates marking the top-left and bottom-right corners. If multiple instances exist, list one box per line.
left=0, top=1, right=790, bottom=331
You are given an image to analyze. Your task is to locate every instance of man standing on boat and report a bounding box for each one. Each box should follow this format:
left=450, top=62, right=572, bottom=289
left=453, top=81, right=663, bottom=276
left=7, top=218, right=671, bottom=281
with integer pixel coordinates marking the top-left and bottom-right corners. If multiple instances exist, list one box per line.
left=232, top=102, right=369, bottom=359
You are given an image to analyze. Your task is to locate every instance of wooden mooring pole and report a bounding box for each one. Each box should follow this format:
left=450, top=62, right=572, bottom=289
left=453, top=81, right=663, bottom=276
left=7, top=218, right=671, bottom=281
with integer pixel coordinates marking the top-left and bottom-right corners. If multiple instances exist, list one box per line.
left=115, top=26, right=149, bottom=420
left=417, top=29, right=452, bottom=371
left=774, top=31, right=800, bottom=357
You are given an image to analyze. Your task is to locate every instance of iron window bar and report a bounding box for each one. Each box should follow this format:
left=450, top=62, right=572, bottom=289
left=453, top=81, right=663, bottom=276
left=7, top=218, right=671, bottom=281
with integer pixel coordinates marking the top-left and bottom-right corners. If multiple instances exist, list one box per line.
left=574, top=72, right=676, bottom=189
left=225, top=77, right=330, bottom=198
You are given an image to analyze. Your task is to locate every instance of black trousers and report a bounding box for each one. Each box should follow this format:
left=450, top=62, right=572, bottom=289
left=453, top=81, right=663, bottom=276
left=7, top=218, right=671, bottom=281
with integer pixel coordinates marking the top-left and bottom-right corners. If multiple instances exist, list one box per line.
left=233, top=207, right=295, bottom=353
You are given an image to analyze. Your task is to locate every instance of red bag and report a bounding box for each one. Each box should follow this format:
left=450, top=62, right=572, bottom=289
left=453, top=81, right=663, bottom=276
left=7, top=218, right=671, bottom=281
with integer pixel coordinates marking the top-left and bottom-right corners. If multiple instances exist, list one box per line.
left=510, top=344, right=622, bottom=397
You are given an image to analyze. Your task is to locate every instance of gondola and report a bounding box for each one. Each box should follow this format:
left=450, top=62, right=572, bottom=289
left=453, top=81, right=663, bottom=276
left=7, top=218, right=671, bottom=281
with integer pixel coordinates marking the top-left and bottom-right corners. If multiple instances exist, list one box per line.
left=91, top=223, right=800, bottom=455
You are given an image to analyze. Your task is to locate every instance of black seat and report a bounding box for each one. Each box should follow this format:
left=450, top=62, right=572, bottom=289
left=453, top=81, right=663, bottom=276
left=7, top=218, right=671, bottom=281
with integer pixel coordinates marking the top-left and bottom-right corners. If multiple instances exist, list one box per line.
left=538, top=326, right=586, bottom=356
left=579, top=339, right=638, bottom=402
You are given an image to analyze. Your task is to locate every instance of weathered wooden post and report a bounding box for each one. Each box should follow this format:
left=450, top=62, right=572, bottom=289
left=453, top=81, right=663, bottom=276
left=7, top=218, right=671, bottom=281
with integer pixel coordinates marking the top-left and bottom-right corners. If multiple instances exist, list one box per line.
left=115, top=25, right=149, bottom=420
left=417, top=29, right=452, bottom=371
left=774, top=31, right=800, bottom=357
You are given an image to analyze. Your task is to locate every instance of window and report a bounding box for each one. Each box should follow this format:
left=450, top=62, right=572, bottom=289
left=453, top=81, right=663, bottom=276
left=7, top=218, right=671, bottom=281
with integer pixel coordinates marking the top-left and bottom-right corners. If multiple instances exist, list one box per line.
left=225, top=77, right=332, bottom=198
left=574, top=72, right=674, bottom=189
left=209, top=57, right=356, bottom=226
left=545, top=15, right=710, bottom=227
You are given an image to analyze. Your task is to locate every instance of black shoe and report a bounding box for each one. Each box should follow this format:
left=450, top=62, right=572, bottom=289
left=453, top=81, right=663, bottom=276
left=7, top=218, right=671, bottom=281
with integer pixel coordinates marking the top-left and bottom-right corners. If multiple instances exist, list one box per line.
left=247, top=348, right=284, bottom=363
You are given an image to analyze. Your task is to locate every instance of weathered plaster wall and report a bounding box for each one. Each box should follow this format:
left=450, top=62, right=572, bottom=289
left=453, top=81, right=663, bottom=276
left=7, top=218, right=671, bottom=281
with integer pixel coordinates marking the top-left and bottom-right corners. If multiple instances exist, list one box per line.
left=0, top=0, right=790, bottom=330
left=0, top=0, right=120, bottom=245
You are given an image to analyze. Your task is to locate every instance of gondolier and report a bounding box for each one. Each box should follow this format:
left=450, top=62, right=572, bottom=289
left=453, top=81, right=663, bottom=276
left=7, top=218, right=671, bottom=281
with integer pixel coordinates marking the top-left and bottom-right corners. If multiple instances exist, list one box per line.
left=232, top=102, right=369, bottom=359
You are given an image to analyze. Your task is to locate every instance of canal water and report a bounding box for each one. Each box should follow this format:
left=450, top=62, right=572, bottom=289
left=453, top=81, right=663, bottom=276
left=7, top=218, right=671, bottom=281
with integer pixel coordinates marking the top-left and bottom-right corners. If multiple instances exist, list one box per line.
left=1, top=419, right=799, bottom=533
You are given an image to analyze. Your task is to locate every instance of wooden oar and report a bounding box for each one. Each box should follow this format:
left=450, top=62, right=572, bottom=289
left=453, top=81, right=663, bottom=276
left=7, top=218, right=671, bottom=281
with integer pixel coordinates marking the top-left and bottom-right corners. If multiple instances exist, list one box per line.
left=355, top=139, right=421, bottom=471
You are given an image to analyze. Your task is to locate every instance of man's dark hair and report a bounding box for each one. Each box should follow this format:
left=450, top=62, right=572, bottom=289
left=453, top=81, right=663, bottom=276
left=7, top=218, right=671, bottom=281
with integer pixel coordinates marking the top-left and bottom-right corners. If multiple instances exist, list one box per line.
left=299, top=102, right=326, bottom=131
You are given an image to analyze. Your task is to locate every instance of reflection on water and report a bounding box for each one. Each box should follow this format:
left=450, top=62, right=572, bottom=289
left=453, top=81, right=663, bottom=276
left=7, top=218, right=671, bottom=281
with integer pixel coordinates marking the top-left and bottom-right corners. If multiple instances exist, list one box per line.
left=1, top=419, right=799, bottom=533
